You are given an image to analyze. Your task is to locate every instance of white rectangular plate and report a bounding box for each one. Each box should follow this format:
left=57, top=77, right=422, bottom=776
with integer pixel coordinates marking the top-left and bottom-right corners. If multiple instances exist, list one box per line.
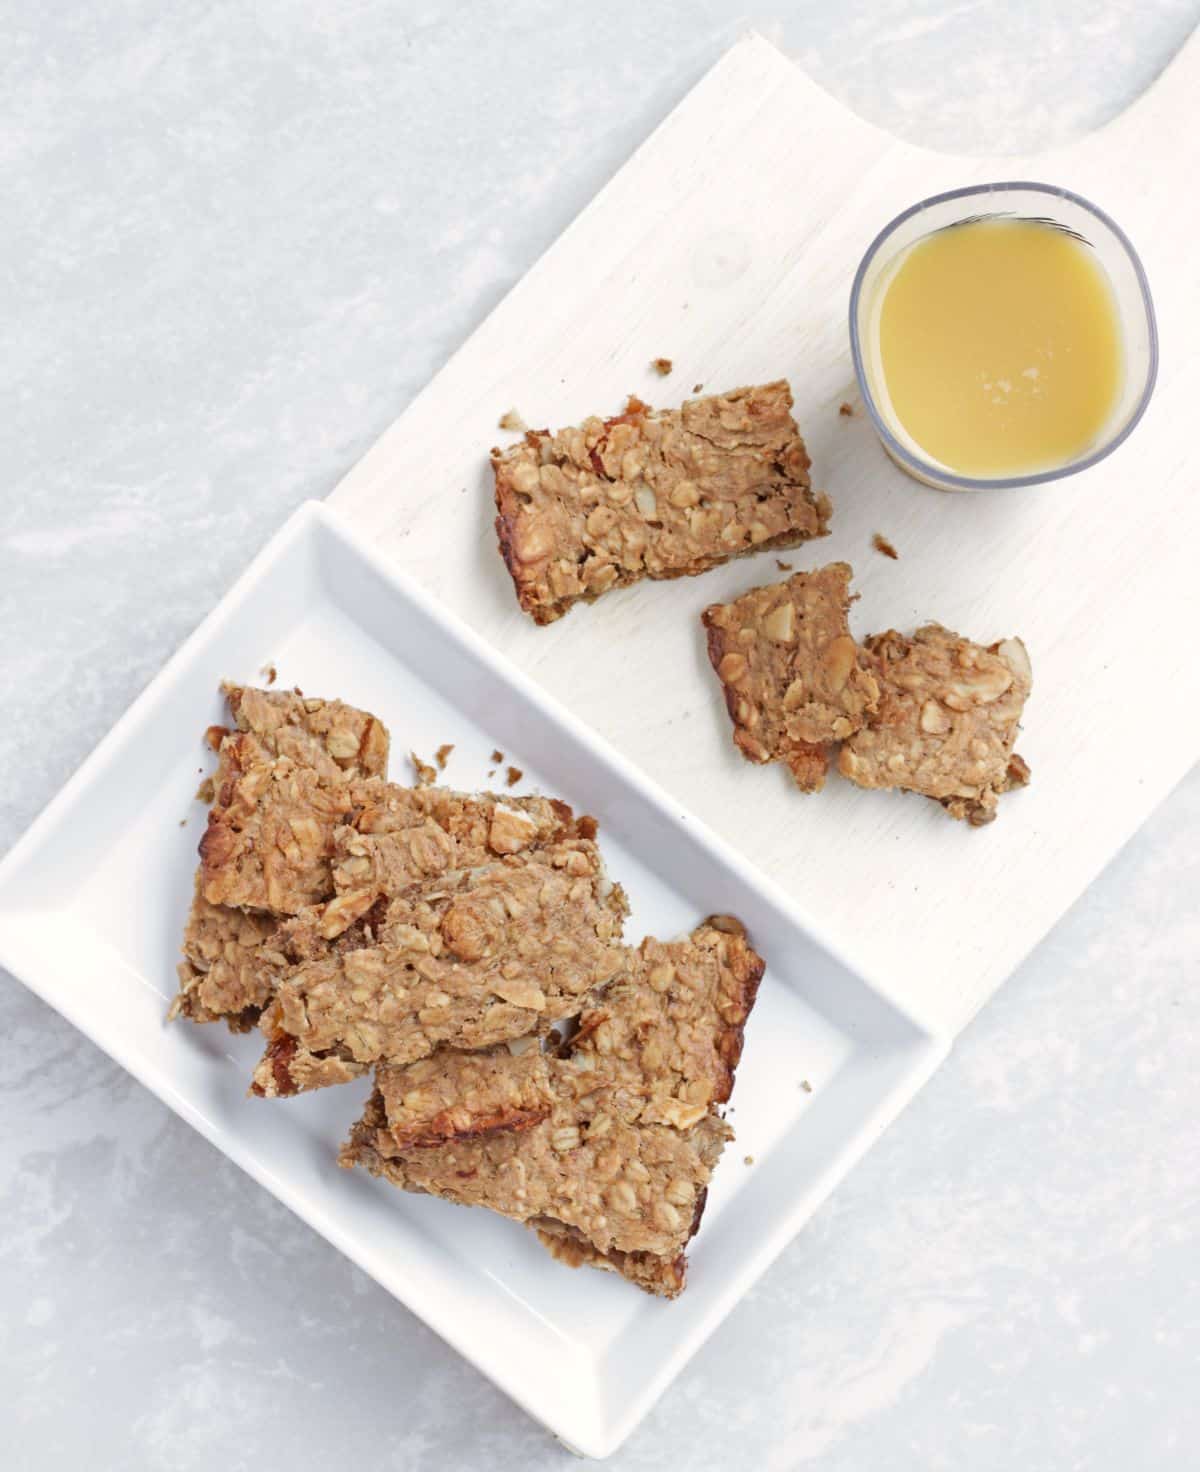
left=0, top=502, right=942, bottom=1457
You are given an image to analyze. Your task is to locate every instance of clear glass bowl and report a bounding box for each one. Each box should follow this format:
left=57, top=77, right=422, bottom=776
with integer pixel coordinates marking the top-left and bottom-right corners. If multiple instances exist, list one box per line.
left=849, top=181, right=1158, bottom=492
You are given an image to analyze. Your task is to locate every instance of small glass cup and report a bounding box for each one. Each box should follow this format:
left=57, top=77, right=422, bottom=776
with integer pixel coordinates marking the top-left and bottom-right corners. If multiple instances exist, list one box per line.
left=848, top=181, right=1158, bottom=492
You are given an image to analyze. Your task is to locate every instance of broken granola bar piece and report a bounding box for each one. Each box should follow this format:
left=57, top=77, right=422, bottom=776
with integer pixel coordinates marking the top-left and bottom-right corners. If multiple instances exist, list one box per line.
left=493, top=381, right=829, bottom=624
left=251, top=839, right=629, bottom=1096
left=221, top=684, right=389, bottom=785
left=372, top=1045, right=554, bottom=1150
left=188, top=770, right=585, bottom=1024
left=339, top=921, right=764, bottom=1296
left=838, top=624, right=1032, bottom=825
left=200, top=759, right=361, bottom=915
left=702, top=562, right=880, bottom=792
left=169, top=881, right=282, bottom=1031
left=199, top=684, right=390, bottom=915
left=202, top=763, right=579, bottom=918
left=344, top=1075, right=731, bottom=1290
left=170, top=881, right=386, bottom=1029
left=331, top=787, right=583, bottom=894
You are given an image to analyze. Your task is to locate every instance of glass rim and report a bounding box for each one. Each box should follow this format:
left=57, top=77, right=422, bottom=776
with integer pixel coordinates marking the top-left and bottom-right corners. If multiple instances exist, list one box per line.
left=848, top=180, right=1159, bottom=492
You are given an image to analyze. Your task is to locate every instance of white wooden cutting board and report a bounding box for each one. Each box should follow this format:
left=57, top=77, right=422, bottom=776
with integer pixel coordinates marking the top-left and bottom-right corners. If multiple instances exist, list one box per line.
left=330, top=33, right=1200, bottom=1038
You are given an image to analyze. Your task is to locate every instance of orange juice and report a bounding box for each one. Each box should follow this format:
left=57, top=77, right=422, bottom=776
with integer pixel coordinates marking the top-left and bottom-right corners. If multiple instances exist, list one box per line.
left=874, top=218, right=1123, bottom=478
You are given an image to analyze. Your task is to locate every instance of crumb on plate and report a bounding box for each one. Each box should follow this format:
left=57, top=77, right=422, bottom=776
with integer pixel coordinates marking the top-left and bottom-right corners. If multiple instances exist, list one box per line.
left=410, top=751, right=438, bottom=786
left=435, top=743, right=455, bottom=769
left=506, top=765, right=523, bottom=787
left=872, top=532, right=899, bottom=561
left=652, top=357, right=672, bottom=376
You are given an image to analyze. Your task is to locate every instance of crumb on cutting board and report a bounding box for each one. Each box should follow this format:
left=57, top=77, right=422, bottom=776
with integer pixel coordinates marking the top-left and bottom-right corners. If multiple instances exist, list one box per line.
left=651, top=357, right=673, bottom=376
left=872, top=532, right=900, bottom=560
left=505, top=765, right=523, bottom=787
left=775, top=559, right=793, bottom=571
left=435, top=743, right=454, bottom=769
left=839, top=401, right=855, bottom=417
left=498, top=408, right=527, bottom=432
left=692, top=382, right=703, bottom=394
left=410, top=751, right=438, bottom=786
left=260, top=662, right=277, bottom=686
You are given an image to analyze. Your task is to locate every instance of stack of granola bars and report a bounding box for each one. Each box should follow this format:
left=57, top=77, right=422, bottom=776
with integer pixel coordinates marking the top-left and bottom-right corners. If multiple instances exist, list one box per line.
left=172, top=684, right=764, bottom=1297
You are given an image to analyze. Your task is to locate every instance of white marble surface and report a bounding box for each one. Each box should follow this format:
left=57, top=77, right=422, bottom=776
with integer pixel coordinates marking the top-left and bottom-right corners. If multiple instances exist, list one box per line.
left=2, top=3, right=1198, bottom=1466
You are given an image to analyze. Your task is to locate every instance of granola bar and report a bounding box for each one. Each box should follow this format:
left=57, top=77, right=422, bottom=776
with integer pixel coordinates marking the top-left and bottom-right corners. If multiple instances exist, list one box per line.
left=339, top=921, right=764, bottom=1296
left=169, top=881, right=282, bottom=1031
left=368, top=1045, right=554, bottom=1150
left=330, top=786, right=585, bottom=895
left=201, top=754, right=583, bottom=918
left=219, top=683, right=389, bottom=785
left=702, top=563, right=880, bottom=791
left=251, top=839, right=629, bottom=1096
left=170, top=881, right=386, bottom=1030
left=199, top=685, right=390, bottom=915
left=838, top=624, right=1032, bottom=825
left=493, top=382, right=829, bottom=624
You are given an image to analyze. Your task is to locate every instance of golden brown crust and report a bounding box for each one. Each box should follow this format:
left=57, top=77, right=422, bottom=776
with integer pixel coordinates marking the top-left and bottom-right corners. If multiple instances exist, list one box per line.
left=374, top=1047, right=554, bottom=1149
left=493, top=382, right=829, bottom=624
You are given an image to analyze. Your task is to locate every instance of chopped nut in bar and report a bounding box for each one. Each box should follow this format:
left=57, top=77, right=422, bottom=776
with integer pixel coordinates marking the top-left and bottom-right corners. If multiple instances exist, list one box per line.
left=251, top=839, right=629, bottom=1096
left=838, top=624, right=1032, bottom=825
left=702, top=562, right=880, bottom=792
left=338, top=921, right=764, bottom=1297
left=493, top=381, right=829, bottom=624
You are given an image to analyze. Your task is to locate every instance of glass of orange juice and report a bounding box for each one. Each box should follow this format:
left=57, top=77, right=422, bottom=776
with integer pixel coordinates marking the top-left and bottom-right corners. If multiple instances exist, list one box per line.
left=850, top=182, right=1157, bottom=491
